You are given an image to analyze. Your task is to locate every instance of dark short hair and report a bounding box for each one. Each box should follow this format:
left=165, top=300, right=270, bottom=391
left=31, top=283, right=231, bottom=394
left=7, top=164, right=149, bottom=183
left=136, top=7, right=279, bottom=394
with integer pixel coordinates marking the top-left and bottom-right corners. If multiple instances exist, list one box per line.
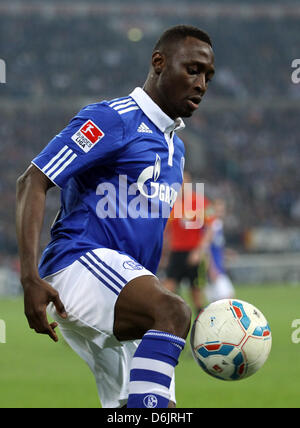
left=153, top=25, right=212, bottom=53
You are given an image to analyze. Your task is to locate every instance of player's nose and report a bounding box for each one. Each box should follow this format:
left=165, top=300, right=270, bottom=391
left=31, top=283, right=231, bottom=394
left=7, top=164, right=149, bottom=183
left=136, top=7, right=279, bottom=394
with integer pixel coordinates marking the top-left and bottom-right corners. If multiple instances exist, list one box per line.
left=194, top=73, right=207, bottom=95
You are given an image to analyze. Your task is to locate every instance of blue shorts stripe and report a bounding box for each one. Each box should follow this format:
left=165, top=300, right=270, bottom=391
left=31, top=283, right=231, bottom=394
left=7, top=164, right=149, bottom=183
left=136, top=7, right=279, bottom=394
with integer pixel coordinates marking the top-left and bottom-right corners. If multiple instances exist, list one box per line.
left=90, top=251, right=127, bottom=284
left=79, top=259, right=119, bottom=296
left=130, top=369, right=172, bottom=388
left=85, top=253, right=123, bottom=291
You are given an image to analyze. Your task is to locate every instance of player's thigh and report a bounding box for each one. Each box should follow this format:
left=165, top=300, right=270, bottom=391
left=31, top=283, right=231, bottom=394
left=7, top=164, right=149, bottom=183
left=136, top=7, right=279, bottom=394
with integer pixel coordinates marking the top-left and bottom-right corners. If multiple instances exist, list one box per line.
left=163, top=277, right=177, bottom=293
left=114, top=274, right=191, bottom=341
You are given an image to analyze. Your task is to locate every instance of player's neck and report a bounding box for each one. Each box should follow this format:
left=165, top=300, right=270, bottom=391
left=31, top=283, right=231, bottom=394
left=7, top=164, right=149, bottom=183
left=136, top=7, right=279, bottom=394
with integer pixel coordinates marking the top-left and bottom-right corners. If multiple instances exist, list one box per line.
left=143, top=81, right=176, bottom=121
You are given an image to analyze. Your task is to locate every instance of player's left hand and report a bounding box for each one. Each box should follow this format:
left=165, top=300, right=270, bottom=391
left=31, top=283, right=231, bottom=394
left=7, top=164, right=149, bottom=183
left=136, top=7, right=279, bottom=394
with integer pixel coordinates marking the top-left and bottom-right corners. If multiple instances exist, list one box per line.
left=23, top=277, right=67, bottom=342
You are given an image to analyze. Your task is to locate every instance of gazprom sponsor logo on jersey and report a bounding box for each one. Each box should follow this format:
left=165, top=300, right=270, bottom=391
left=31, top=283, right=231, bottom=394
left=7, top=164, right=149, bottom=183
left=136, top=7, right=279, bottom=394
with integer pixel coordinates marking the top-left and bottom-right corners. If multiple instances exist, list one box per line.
left=95, top=174, right=205, bottom=227
left=96, top=154, right=181, bottom=219
left=137, top=154, right=178, bottom=207
left=71, top=119, right=105, bottom=153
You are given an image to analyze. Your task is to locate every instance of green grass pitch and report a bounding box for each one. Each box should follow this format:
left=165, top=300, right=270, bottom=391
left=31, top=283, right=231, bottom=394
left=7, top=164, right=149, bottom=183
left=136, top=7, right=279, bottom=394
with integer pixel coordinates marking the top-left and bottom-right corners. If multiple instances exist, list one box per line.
left=0, top=284, right=299, bottom=408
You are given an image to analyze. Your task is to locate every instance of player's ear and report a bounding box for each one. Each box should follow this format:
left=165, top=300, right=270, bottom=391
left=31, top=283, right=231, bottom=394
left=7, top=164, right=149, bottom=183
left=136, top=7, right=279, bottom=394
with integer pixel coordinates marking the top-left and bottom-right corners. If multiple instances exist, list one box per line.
left=152, top=51, right=165, bottom=75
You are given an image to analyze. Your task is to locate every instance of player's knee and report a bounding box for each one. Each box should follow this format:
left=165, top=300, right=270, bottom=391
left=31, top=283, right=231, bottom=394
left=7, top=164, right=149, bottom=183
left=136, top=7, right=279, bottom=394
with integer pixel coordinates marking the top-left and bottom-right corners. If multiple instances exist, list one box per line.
left=155, top=293, right=191, bottom=339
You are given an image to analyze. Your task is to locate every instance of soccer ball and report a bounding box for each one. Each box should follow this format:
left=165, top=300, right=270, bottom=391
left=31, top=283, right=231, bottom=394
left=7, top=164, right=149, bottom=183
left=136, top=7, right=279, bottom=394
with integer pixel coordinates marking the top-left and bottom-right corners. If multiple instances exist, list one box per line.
left=190, top=299, right=272, bottom=381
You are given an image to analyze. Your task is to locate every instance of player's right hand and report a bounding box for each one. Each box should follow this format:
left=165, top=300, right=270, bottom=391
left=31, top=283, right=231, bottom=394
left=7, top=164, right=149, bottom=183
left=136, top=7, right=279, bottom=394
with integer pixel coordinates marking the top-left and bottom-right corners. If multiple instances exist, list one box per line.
left=22, top=277, right=67, bottom=342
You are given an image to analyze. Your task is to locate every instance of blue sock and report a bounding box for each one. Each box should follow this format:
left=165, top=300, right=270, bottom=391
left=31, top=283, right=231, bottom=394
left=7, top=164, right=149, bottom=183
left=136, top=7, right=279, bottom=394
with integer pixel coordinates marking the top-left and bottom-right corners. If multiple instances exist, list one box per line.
left=127, top=329, right=185, bottom=408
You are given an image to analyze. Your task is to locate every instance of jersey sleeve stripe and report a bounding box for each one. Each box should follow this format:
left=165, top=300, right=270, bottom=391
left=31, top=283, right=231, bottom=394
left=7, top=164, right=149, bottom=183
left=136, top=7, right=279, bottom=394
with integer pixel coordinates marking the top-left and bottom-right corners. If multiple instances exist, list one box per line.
left=50, top=153, right=77, bottom=181
left=46, top=148, right=74, bottom=176
left=113, top=100, right=137, bottom=111
left=109, top=97, right=132, bottom=107
left=118, top=106, right=140, bottom=115
left=42, top=145, right=69, bottom=173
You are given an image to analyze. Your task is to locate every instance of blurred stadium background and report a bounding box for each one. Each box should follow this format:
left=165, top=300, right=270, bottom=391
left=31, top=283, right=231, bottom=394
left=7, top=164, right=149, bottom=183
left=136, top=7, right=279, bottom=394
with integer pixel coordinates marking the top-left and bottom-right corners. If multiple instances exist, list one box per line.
left=0, top=0, right=300, bottom=408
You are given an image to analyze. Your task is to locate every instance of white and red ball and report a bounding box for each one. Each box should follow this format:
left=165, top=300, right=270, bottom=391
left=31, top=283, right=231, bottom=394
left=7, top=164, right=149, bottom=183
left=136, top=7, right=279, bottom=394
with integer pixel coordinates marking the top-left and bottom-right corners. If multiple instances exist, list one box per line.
left=190, top=299, right=272, bottom=381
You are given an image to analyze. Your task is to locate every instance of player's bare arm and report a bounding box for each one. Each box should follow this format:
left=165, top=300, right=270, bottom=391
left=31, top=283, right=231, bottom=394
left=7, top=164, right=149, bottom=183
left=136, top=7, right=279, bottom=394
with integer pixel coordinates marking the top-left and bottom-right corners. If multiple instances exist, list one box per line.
left=188, top=224, right=214, bottom=266
left=16, top=164, right=67, bottom=342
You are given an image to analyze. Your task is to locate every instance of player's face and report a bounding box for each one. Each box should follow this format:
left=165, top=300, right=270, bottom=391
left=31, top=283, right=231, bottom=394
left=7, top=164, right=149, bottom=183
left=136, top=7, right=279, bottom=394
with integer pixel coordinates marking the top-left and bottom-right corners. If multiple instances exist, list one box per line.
left=155, top=37, right=215, bottom=119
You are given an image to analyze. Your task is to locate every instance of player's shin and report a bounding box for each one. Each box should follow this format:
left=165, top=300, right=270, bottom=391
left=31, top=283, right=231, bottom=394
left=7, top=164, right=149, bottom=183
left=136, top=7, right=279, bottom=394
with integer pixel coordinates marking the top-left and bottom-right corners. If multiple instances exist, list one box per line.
left=127, top=329, right=185, bottom=408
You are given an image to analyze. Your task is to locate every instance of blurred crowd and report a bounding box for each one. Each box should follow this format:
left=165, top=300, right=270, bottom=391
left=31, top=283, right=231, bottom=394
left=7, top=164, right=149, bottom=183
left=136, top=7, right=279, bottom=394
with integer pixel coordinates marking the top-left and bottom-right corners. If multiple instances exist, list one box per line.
left=1, top=6, right=300, bottom=259
left=1, top=14, right=299, bottom=100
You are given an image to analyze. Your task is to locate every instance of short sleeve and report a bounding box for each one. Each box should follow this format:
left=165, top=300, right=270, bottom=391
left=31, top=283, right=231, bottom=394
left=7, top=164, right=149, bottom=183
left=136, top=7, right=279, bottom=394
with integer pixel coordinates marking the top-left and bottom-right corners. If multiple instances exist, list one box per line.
left=32, top=103, right=124, bottom=188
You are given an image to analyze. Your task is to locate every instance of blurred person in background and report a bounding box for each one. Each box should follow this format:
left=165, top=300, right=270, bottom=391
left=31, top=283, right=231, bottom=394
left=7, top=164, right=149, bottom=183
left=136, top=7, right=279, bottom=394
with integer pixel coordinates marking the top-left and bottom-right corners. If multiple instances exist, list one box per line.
left=205, top=198, right=235, bottom=303
left=163, top=171, right=215, bottom=313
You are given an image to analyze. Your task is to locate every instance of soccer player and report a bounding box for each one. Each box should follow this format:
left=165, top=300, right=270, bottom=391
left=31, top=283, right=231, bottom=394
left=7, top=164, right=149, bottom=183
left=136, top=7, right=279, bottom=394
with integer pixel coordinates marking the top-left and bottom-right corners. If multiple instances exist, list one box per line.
left=205, top=199, right=235, bottom=303
left=163, top=171, right=214, bottom=313
left=16, top=25, right=215, bottom=408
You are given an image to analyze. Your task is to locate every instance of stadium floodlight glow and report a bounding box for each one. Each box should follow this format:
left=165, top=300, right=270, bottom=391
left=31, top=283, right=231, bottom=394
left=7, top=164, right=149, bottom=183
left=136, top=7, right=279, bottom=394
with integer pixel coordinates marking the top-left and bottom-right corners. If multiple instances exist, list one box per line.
left=0, top=59, right=6, bottom=84
left=127, top=28, right=143, bottom=42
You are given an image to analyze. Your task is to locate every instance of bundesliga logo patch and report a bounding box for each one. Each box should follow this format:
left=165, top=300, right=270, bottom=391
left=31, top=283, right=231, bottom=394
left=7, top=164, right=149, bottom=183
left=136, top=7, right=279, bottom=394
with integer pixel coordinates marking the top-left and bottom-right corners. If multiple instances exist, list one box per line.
left=71, top=120, right=105, bottom=153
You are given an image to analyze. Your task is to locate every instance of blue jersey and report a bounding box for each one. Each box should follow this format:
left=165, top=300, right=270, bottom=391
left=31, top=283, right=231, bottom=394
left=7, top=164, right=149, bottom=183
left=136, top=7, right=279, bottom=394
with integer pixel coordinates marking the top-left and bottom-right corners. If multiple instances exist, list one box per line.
left=210, top=219, right=226, bottom=274
left=32, top=88, right=186, bottom=278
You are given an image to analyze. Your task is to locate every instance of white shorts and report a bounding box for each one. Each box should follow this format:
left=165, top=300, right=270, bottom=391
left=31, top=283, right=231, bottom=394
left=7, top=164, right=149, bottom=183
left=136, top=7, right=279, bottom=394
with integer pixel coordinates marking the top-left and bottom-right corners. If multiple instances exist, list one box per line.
left=46, top=248, right=176, bottom=408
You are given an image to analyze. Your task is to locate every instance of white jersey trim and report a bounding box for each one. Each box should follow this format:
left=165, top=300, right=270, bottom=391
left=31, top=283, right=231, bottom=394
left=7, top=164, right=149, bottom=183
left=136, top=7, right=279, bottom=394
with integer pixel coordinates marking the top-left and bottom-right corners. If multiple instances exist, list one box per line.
left=108, top=96, right=140, bottom=116
left=117, top=106, right=140, bottom=115
left=32, top=145, right=77, bottom=185
left=109, top=97, right=132, bottom=108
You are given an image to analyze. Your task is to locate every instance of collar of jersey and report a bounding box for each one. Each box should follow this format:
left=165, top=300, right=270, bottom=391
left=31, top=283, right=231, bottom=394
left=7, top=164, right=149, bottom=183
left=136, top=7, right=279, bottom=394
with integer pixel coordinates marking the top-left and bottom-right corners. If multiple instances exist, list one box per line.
left=130, top=87, right=185, bottom=134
